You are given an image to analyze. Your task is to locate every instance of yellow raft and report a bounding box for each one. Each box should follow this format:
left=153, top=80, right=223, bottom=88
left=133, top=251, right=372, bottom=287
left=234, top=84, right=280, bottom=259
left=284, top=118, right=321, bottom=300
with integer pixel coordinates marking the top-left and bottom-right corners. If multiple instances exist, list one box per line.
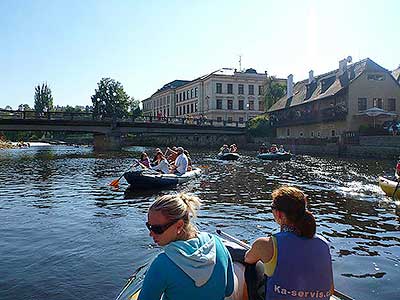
left=378, top=176, right=400, bottom=199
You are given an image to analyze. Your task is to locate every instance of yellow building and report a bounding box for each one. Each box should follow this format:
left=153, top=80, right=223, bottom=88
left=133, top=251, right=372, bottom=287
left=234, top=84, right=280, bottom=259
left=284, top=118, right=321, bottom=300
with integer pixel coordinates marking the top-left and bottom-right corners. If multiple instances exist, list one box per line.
left=268, top=58, right=400, bottom=139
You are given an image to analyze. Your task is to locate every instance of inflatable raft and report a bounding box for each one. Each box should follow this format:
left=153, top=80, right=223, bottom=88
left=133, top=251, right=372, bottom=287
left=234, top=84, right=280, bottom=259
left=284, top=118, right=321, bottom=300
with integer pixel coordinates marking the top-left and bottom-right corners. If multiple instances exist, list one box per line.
left=217, top=152, right=240, bottom=161
left=257, top=152, right=292, bottom=161
left=378, top=176, right=400, bottom=199
left=115, top=231, right=352, bottom=300
left=124, top=168, right=201, bottom=190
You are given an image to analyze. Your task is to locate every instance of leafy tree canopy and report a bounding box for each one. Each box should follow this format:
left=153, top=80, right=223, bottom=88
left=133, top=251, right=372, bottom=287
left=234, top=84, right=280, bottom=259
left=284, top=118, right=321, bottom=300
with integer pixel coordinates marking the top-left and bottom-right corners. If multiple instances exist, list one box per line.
left=34, top=83, right=53, bottom=113
left=247, top=114, right=276, bottom=137
left=263, top=76, right=286, bottom=110
left=91, top=78, right=130, bottom=119
left=129, top=97, right=142, bottom=118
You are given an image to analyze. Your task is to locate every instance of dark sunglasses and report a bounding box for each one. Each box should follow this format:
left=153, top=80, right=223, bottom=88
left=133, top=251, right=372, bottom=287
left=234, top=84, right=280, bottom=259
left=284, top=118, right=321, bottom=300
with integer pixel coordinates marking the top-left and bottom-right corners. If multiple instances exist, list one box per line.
left=145, top=220, right=177, bottom=235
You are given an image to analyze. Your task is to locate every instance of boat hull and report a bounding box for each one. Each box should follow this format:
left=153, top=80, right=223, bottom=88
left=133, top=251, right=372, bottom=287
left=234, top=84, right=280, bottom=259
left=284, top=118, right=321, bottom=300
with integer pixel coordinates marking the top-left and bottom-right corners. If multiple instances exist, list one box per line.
left=217, top=152, right=240, bottom=161
left=124, top=168, right=201, bottom=190
left=257, top=152, right=292, bottom=161
left=378, top=176, right=400, bottom=199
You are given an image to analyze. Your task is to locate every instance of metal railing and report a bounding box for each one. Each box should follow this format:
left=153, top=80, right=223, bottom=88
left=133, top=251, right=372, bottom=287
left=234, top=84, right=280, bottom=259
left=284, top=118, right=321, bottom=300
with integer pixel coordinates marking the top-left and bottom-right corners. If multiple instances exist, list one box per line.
left=0, top=109, right=246, bottom=128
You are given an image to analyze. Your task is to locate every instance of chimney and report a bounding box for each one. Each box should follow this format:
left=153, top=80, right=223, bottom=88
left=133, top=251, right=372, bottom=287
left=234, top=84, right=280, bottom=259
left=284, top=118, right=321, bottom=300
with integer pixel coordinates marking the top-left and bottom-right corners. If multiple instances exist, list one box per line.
left=338, top=59, right=347, bottom=76
left=287, top=74, right=294, bottom=98
left=308, top=70, right=314, bottom=83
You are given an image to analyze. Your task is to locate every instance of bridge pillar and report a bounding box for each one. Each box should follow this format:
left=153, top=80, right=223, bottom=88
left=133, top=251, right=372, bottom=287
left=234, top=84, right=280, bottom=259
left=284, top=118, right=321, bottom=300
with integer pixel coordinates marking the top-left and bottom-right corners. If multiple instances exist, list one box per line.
left=93, top=133, right=122, bottom=151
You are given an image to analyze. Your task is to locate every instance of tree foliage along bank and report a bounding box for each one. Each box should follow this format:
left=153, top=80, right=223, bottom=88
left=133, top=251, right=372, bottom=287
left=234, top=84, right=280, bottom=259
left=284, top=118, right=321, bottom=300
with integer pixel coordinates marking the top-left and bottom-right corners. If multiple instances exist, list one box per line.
left=246, top=114, right=276, bottom=137
left=34, top=83, right=53, bottom=113
left=91, top=78, right=131, bottom=120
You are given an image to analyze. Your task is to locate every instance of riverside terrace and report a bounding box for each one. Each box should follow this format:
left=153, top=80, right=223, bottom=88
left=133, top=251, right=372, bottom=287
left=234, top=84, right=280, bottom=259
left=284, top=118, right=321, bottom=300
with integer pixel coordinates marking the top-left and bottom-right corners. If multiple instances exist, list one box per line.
left=0, top=109, right=246, bottom=150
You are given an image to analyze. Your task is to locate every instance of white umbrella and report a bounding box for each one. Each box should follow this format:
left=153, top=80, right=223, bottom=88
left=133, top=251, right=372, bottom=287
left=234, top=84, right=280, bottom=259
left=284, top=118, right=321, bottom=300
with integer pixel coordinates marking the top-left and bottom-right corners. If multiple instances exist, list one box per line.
left=359, top=107, right=397, bottom=127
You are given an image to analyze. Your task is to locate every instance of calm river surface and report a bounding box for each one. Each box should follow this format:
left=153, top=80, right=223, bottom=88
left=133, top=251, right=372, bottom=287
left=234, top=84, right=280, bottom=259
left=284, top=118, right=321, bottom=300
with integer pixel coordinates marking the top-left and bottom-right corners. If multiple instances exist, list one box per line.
left=0, top=145, right=399, bottom=300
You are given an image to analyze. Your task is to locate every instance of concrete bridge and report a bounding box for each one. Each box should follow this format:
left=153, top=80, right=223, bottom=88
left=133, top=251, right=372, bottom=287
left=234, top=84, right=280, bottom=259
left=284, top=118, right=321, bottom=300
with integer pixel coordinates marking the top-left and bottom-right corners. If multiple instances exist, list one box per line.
left=0, top=109, right=246, bottom=150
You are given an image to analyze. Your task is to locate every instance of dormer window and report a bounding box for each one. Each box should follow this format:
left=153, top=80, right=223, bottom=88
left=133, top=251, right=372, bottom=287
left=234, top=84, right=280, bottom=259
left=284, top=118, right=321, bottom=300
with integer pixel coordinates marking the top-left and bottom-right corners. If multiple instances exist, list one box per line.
left=320, top=76, right=336, bottom=93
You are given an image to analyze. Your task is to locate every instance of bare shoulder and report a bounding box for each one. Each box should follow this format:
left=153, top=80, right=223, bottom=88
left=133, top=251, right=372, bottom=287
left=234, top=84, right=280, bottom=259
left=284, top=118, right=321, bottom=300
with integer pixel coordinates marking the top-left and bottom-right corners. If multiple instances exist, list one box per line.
left=245, top=236, right=274, bottom=264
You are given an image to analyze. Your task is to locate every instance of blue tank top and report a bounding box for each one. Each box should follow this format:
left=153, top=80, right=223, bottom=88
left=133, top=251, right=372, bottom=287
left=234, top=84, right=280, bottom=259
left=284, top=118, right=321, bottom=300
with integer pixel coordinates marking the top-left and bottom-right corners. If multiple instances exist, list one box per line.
left=265, top=231, right=333, bottom=300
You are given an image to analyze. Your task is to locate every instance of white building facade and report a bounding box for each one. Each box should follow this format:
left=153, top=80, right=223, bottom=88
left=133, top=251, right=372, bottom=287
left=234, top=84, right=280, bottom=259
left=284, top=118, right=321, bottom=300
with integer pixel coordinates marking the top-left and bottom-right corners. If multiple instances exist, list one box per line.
left=142, top=68, right=274, bottom=123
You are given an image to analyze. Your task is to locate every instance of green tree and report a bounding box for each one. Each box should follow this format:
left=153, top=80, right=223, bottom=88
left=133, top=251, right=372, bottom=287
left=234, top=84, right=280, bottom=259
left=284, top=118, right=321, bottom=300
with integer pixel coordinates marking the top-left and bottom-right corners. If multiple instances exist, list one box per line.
left=246, top=114, right=276, bottom=137
left=263, top=76, right=286, bottom=110
left=18, top=104, right=31, bottom=111
left=129, top=97, right=142, bottom=118
left=34, top=83, right=53, bottom=113
left=91, top=78, right=130, bottom=120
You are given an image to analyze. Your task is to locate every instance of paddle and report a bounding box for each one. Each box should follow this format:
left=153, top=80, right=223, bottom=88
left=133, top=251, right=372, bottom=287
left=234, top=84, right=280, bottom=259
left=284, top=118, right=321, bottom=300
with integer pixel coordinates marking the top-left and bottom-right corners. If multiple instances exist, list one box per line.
left=110, top=159, right=147, bottom=187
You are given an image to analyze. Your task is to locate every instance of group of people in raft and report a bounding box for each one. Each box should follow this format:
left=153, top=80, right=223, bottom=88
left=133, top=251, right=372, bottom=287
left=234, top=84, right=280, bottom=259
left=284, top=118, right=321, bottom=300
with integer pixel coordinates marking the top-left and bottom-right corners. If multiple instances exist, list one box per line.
left=138, top=186, right=334, bottom=300
left=135, top=146, right=192, bottom=175
left=219, top=144, right=238, bottom=154
left=259, top=143, right=287, bottom=154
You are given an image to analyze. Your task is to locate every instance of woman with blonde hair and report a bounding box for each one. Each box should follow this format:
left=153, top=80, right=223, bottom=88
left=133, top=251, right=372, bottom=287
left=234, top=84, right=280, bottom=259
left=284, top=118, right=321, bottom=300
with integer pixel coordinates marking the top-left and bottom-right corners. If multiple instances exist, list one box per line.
left=139, top=193, right=235, bottom=300
left=245, top=186, right=334, bottom=300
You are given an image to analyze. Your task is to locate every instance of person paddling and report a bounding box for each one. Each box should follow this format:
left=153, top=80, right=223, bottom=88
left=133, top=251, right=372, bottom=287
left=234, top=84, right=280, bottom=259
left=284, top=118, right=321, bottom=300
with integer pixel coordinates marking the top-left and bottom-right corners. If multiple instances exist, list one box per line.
left=138, top=193, right=235, bottom=300
left=245, top=186, right=334, bottom=300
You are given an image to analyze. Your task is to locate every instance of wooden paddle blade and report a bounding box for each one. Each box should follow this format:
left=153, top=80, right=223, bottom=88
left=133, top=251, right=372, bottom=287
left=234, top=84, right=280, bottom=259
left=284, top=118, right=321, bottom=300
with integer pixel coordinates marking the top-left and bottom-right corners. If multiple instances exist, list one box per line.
left=110, top=179, right=120, bottom=186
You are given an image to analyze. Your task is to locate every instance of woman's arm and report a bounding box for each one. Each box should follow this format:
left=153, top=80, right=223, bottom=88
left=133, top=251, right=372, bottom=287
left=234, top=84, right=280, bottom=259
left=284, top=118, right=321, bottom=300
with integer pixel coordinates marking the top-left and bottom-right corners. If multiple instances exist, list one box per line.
left=138, top=257, right=167, bottom=300
left=244, top=237, right=274, bottom=264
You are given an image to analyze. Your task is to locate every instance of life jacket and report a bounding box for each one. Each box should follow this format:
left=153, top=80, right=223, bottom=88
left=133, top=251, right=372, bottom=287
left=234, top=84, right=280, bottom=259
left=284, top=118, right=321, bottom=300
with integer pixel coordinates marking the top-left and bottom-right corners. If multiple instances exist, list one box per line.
left=265, top=232, right=333, bottom=300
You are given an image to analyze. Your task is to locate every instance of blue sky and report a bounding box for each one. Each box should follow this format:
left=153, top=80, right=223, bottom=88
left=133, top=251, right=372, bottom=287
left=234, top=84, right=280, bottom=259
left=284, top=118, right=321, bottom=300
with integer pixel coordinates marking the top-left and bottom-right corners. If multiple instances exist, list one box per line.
left=1, top=0, right=399, bottom=109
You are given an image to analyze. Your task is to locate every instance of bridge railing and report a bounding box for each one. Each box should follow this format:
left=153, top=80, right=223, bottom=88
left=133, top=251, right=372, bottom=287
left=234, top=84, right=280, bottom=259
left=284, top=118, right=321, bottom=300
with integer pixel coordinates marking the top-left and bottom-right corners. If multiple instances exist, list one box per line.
left=0, top=109, right=246, bottom=128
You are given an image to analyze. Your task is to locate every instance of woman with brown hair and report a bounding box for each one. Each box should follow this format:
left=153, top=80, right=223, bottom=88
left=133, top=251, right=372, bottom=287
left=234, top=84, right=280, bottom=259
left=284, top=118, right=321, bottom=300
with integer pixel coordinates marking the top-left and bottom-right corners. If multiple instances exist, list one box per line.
left=245, top=186, right=334, bottom=300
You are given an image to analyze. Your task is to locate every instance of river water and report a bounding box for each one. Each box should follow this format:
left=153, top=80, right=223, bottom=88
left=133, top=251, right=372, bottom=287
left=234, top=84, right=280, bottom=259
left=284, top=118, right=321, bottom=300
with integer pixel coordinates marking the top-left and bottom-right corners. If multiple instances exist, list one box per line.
left=0, top=145, right=399, bottom=300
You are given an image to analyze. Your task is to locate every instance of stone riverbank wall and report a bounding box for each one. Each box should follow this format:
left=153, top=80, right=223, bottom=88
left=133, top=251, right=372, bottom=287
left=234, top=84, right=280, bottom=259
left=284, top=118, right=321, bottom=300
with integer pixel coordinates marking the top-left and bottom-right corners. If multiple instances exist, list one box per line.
left=249, top=135, right=399, bottom=159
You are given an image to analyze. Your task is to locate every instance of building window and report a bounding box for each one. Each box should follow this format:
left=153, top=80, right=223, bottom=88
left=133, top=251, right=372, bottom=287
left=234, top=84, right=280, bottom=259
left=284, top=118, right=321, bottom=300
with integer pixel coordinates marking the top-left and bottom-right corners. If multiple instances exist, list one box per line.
left=187, top=90, right=190, bottom=99
left=191, top=103, right=194, bottom=113
left=239, top=100, right=244, bottom=110
left=373, top=98, right=383, bottom=109
left=217, top=116, right=222, bottom=122
left=358, top=98, right=367, bottom=111
left=167, top=95, right=170, bottom=103
left=317, top=131, right=321, bottom=137
left=311, top=131, right=314, bottom=137
left=367, top=74, right=385, bottom=81
left=195, top=103, right=198, bottom=111
left=238, top=84, right=244, bottom=94
left=249, top=100, right=254, bottom=110
left=331, top=130, right=336, bottom=137
left=239, top=117, right=244, bottom=123
left=259, top=101, right=265, bottom=111
left=179, top=93, right=182, bottom=101
left=179, top=106, right=182, bottom=115
left=167, top=108, right=169, bottom=116
left=228, top=116, right=233, bottom=122
left=258, top=85, right=263, bottom=95
left=287, top=128, right=290, bottom=136
left=227, top=84, right=233, bottom=94
left=183, top=106, right=186, bottom=114
left=388, top=98, right=396, bottom=111
left=195, top=87, right=198, bottom=97
left=176, top=94, right=178, bottom=101
left=227, top=100, right=233, bottom=110
left=191, top=89, right=193, bottom=98
left=216, top=83, right=222, bottom=94
left=217, top=99, right=223, bottom=109
left=249, top=85, right=254, bottom=95
left=299, top=132, right=303, bottom=137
